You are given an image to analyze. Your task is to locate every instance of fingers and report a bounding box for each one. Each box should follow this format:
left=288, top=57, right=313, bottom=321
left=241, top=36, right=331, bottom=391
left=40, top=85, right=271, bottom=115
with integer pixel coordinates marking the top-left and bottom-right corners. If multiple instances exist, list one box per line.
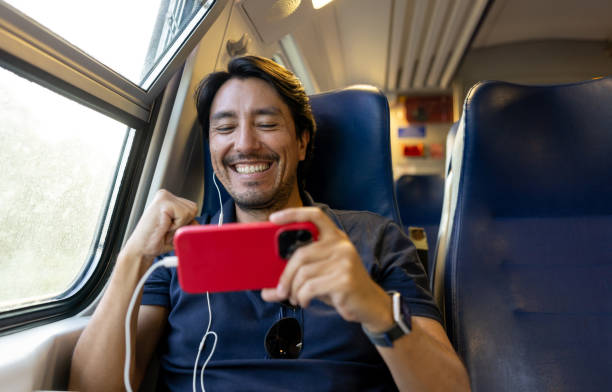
left=261, top=261, right=336, bottom=308
left=158, top=191, right=198, bottom=231
left=291, top=274, right=336, bottom=309
left=261, top=240, right=325, bottom=304
left=162, top=205, right=199, bottom=254
left=288, top=242, right=359, bottom=309
left=264, top=240, right=347, bottom=306
left=289, top=262, right=339, bottom=308
left=128, top=190, right=199, bottom=259
left=161, top=231, right=176, bottom=255
left=263, top=255, right=348, bottom=313
left=269, top=207, right=338, bottom=238
left=154, top=190, right=198, bottom=230
left=261, top=287, right=283, bottom=302
left=275, top=240, right=330, bottom=295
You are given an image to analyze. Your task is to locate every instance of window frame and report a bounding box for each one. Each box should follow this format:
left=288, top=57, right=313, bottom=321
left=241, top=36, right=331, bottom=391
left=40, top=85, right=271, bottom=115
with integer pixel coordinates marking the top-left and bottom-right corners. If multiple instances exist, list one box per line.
left=0, top=0, right=226, bottom=126
left=0, top=0, right=229, bottom=334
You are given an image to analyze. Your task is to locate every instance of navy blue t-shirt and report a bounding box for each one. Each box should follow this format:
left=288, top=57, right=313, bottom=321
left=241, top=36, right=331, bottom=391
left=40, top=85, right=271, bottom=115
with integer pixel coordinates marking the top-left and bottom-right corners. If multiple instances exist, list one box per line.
left=142, top=194, right=441, bottom=391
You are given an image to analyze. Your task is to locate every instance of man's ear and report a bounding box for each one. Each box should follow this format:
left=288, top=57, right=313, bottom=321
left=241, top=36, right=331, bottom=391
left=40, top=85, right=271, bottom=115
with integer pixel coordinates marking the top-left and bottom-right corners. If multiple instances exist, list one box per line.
left=298, top=130, right=310, bottom=161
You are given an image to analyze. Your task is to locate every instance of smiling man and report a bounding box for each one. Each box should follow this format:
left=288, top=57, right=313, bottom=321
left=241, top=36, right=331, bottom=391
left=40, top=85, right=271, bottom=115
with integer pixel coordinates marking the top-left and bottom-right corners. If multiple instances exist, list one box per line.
left=69, top=56, right=470, bottom=392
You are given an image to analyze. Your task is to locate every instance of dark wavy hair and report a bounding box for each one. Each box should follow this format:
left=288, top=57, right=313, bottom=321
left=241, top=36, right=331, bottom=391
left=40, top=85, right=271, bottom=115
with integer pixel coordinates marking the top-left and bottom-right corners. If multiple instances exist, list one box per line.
left=194, top=55, right=316, bottom=190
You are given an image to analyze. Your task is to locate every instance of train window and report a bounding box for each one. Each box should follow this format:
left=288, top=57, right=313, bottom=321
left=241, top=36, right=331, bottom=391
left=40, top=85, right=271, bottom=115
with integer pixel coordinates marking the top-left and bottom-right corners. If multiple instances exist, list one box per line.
left=0, top=65, right=129, bottom=312
left=0, top=0, right=225, bottom=329
left=5, top=0, right=215, bottom=88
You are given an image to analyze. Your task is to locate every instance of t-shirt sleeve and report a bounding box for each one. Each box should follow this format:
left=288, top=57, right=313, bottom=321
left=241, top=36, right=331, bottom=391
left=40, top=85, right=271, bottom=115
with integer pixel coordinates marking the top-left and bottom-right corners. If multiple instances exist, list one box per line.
left=374, top=220, right=442, bottom=323
left=141, top=254, right=173, bottom=308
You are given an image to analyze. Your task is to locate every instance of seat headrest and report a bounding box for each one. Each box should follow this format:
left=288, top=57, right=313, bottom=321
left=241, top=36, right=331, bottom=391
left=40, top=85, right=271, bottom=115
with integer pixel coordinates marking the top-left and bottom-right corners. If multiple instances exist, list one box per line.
left=395, top=175, right=444, bottom=225
left=306, top=85, right=401, bottom=223
left=463, top=77, right=612, bottom=217
left=202, top=85, right=402, bottom=224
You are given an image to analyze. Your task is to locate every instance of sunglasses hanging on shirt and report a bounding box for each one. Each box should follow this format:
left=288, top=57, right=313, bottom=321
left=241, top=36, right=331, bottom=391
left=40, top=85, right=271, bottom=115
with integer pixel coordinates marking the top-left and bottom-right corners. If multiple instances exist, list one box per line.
left=264, top=303, right=303, bottom=359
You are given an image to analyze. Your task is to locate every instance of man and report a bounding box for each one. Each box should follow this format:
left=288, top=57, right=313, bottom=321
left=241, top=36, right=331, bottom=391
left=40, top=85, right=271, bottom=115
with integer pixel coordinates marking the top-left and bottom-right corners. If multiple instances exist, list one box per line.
left=70, top=56, right=470, bottom=391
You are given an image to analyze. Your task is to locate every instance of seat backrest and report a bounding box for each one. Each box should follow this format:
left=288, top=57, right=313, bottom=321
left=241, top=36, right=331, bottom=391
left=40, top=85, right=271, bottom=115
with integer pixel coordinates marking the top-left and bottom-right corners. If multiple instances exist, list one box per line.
left=435, top=78, right=612, bottom=391
left=429, top=121, right=459, bottom=287
left=202, top=85, right=402, bottom=224
left=395, top=174, right=445, bottom=272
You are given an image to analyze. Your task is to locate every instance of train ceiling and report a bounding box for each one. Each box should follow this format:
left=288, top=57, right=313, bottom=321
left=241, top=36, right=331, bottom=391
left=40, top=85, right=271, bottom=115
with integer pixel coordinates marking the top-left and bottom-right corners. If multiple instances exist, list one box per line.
left=240, top=0, right=612, bottom=94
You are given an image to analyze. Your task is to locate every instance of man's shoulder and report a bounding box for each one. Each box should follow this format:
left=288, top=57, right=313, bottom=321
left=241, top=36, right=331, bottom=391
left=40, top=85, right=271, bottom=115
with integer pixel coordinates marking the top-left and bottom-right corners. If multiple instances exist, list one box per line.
left=330, top=208, right=389, bottom=221
left=315, top=202, right=399, bottom=237
left=331, top=208, right=391, bottom=226
left=304, top=191, right=389, bottom=228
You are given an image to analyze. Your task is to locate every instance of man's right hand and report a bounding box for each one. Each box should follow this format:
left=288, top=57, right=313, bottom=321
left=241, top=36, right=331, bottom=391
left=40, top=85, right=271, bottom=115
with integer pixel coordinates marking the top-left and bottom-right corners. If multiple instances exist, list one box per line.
left=123, top=189, right=199, bottom=263
left=70, top=189, right=194, bottom=391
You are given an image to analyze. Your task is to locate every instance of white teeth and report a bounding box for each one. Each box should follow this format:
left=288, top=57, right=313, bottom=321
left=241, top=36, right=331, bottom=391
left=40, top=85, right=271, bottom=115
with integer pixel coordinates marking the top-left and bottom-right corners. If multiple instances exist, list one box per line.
left=235, top=163, right=270, bottom=174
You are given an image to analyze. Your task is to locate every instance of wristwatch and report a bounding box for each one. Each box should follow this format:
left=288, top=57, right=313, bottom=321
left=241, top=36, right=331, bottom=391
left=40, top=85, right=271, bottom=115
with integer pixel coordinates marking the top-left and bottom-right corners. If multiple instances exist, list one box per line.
left=362, top=291, right=412, bottom=347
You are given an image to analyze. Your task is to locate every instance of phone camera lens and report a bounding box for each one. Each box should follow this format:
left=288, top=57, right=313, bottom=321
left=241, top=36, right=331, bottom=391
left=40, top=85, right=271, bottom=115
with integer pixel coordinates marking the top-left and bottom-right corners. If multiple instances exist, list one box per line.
left=297, top=230, right=312, bottom=242
left=278, top=229, right=313, bottom=259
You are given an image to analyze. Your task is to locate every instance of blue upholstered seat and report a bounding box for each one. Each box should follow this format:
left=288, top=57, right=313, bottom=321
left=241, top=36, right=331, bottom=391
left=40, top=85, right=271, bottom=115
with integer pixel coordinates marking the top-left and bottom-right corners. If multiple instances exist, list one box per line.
left=307, top=85, right=401, bottom=222
left=202, top=85, right=402, bottom=224
left=395, top=174, right=445, bottom=273
left=434, top=78, right=612, bottom=391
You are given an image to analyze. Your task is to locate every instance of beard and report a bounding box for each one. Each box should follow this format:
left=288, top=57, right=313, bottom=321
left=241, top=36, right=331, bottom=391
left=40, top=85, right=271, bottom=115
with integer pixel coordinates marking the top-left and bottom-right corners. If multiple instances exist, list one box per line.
left=220, top=151, right=299, bottom=212
left=231, top=170, right=297, bottom=212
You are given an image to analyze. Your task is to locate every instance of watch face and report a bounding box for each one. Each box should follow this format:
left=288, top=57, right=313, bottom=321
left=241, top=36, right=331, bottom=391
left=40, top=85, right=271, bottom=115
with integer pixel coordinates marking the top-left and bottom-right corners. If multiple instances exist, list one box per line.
left=363, top=292, right=412, bottom=347
left=395, top=292, right=412, bottom=334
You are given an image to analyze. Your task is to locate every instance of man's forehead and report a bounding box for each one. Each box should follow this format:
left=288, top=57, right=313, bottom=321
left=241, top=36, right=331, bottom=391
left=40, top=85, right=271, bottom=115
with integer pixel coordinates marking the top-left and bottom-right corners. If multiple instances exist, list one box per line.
left=210, top=78, right=290, bottom=118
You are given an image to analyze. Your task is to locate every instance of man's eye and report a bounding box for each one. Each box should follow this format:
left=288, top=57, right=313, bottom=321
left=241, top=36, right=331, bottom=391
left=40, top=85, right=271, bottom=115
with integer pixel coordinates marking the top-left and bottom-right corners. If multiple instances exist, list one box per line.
left=215, top=125, right=235, bottom=133
left=257, top=123, right=277, bottom=129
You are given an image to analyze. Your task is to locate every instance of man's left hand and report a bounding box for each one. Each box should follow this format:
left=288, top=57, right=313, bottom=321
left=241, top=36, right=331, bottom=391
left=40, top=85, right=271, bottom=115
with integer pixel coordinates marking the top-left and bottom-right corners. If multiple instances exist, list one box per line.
left=261, top=207, right=393, bottom=332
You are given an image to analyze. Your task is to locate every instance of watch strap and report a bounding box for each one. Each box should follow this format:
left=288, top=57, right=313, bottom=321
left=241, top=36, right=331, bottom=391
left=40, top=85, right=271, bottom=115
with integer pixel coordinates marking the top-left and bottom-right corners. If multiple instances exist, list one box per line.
left=362, top=322, right=408, bottom=347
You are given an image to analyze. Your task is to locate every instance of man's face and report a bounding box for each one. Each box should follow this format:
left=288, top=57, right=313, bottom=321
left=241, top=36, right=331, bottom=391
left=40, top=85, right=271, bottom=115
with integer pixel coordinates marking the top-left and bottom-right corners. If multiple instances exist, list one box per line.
left=208, top=77, right=309, bottom=211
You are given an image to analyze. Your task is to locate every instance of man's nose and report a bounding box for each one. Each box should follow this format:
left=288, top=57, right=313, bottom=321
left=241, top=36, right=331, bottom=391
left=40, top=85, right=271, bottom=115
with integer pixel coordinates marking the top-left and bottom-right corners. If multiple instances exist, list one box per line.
left=234, top=123, right=260, bottom=151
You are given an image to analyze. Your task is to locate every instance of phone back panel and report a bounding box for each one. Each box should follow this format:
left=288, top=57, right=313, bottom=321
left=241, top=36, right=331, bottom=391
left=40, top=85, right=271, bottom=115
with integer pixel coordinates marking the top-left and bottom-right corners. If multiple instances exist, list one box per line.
left=174, top=222, right=317, bottom=293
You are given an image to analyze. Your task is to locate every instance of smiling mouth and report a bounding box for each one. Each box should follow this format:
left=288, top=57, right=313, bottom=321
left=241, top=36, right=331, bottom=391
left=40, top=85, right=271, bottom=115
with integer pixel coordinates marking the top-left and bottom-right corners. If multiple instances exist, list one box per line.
left=233, top=162, right=272, bottom=174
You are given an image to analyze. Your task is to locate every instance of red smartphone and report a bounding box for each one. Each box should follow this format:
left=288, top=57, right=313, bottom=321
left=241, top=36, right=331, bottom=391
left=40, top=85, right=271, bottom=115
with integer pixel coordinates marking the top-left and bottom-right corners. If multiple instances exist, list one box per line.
left=174, top=221, right=318, bottom=293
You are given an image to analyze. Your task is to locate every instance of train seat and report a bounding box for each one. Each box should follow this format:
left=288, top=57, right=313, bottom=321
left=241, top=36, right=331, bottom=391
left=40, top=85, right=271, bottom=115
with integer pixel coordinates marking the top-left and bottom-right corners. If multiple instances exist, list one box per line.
left=203, top=85, right=402, bottom=224
left=395, top=174, right=445, bottom=274
left=434, top=78, right=612, bottom=391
